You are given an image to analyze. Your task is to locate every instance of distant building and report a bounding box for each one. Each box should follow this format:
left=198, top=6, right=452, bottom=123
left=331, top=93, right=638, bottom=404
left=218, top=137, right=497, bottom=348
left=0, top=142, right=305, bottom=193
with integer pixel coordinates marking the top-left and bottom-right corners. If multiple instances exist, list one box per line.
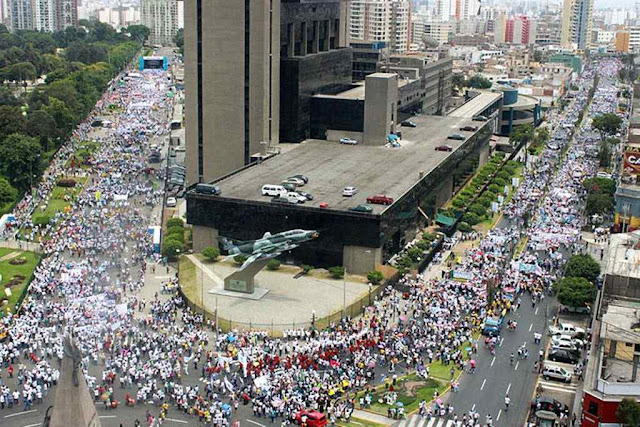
left=141, top=0, right=179, bottom=46
left=352, top=41, right=390, bottom=81
left=9, top=0, right=76, bottom=31
left=349, top=0, right=412, bottom=53
left=505, top=16, right=536, bottom=45
left=96, top=6, right=140, bottom=29
left=630, top=27, right=640, bottom=51
left=549, top=52, right=583, bottom=73
left=493, top=13, right=506, bottom=44
left=561, top=0, right=594, bottom=49
left=54, top=0, right=76, bottom=31
left=424, top=21, right=452, bottom=45
left=616, top=30, right=630, bottom=52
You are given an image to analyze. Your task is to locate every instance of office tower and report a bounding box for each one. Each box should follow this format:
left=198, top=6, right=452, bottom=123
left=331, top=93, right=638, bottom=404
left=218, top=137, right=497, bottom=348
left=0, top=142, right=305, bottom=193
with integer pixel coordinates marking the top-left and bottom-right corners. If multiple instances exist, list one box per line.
left=493, top=13, right=506, bottom=43
left=561, top=0, right=593, bottom=49
left=459, top=0, right=480, bottom=20
left=141, top=0, right=179, bottom=46
left=54, top=0, right=77, bottom=31
left=349, top=0, right=412, bottom=52
left=185, top=0, right=279, bottom=185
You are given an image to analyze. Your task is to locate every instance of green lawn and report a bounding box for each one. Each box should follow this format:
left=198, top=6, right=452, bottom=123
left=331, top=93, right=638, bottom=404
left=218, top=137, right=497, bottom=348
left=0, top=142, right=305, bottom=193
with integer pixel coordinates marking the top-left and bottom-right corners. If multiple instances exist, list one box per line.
left=65, top=140, right=100, bottom=170
left=367, top=374, right=448, bottom=416
left=0, top=249, right=41, bottom=315
left=31, top=177, right=87, bottom=221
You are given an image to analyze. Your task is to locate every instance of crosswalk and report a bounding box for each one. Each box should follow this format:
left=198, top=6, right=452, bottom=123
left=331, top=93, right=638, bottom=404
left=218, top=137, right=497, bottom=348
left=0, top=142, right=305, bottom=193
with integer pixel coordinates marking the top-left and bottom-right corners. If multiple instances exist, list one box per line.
left=397, top=415, right=457, bottom=427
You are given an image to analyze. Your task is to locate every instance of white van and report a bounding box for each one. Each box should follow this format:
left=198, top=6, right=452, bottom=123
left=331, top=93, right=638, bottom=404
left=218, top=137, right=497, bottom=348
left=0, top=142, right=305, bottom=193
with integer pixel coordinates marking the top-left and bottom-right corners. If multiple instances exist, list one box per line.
left=261, top=185, right=287, bottom=197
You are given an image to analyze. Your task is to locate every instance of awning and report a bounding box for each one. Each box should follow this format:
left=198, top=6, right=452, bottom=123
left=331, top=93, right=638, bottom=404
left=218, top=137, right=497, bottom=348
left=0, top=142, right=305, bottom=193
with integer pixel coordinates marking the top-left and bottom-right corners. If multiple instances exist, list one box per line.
left=387, top=134, right=399, bottom=141
left=436, top=213, right=456, bottom=227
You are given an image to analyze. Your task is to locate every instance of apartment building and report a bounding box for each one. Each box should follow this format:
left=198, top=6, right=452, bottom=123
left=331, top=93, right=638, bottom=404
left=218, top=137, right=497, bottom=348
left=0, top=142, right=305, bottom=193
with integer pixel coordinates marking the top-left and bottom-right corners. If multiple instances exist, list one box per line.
left=141, top=0, right=179, bottom=46
left=350, top=0, right=411, bottom=52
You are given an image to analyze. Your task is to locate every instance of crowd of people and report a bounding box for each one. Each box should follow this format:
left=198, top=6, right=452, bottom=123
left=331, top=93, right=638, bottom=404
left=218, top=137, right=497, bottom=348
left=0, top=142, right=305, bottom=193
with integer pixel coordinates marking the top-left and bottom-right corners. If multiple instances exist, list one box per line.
left=0, top=55, right=626, bottom=427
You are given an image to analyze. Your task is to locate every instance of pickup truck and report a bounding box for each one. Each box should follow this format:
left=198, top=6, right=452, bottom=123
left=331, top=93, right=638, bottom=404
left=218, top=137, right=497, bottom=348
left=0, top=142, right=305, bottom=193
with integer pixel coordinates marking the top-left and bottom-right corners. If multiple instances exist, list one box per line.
left=366, top=194, right=394, bottom=205
left=482, top=316, right=503, bottom=336
left=548, top=322, right=585, bottom=338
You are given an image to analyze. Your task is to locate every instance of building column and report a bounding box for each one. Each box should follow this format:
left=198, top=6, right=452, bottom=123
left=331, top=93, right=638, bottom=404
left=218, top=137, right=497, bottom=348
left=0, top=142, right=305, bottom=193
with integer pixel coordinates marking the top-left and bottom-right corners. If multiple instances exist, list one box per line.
left=191, top=225, right=219, bottom=252
left=312, top=20, right=319, bottom=53
left=343, top=245, right=382, bottom=275
left=322, top=20, right=330, bottom=51
left=301, top=21, right=308, bottom=56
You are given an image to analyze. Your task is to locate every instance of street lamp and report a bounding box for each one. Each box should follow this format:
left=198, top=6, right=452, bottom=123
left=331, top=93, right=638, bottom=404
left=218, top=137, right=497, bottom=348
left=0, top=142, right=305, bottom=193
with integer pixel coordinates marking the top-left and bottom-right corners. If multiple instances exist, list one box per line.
left=311, top=310, right=316, bottom=328
left=368, top=283, right=373, bottom=306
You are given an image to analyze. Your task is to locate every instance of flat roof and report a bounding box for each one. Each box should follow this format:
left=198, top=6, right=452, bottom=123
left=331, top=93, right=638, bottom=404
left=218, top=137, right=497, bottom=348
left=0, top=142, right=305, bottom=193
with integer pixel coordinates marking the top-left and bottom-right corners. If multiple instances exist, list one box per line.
left=314, top=79, right=413, bottom=101
left=449, top=92, right=502, bottom=118
left=207, top=115, right=482, bottom=213
left=601, top=300, right=640, bottom=344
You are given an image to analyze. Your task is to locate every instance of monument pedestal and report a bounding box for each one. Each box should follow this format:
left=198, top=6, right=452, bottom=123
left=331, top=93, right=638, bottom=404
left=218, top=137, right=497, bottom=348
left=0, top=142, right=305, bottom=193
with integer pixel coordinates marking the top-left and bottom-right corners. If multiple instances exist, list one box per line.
left=223, top=258, right=269, bottom=294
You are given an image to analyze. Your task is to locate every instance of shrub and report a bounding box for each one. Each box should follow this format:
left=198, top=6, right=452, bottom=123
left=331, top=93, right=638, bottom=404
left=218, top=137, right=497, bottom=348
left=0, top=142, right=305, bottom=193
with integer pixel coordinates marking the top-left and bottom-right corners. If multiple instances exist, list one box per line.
left=202, top=246, right=220, bottom=262
left=497, top=170, right=512, bottom=181
left=452, top=198, right=467, bottom=209
left=483, top=163, right=497, bottom=173
left=234, top=254, right=248, bottom=266
left=462, top=212, right=480, bottom=225
left=166, top=226, right=184, bottom=242
left=493, top=177, right=506, bottom=188
left=415, top=240, right=429, bottom=250
left=477, top=196, right=492, bottom=208
left=458, top=221, right=473, bottom=232
left=167, top=218, right=184, bottom=228
left=329, top=266, right=345, bottom=279
left=469, top=203, right=486, bottom=217
left=266, top=259, right=281, bottom=270
left=422, top=232, right=437, bottom=242
left=301, top=264, right=313, bottom=274
left=407, top=247, right=423, bottom=262
left=367, top=270, right=384, bottom=285
left=33, top=214, right=51, bottom=226
left=460, top=189, right=474, bottom=198
left=488, top=184, right=502, bottom=194
left=162, top=238, right=183, bottom=260
left=57, top=178, right=77, bottom=188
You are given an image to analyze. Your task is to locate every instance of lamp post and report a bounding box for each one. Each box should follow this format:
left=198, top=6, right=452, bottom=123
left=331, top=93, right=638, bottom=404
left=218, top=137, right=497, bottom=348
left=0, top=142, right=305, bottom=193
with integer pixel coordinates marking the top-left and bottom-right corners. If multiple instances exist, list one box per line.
left=311, top=310, right=316, bottom=329
left=342, top=265, right=346, bottom=319
left=368, top=283, right=373, bottom=306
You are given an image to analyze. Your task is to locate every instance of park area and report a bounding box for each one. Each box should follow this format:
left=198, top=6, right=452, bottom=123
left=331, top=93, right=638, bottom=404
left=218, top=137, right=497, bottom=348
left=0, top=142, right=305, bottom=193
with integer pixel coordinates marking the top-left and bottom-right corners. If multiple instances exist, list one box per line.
left=0, top=248, right=41, bottom=315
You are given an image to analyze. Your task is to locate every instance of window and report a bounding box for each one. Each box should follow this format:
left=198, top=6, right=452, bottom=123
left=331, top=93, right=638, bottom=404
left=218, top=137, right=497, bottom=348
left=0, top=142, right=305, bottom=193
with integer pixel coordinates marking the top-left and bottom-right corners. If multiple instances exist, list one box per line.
left=588, top=401, right=598, bottom=416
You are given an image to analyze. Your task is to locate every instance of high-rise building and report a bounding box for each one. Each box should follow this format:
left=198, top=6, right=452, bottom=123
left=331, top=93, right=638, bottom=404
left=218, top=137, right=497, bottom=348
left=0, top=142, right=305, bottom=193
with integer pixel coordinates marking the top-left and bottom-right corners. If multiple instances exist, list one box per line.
left=141, top=0, right=179, bottom=46
left=493, top=13, right=506, bottom=43
left=9, top=0, right=76, bottom=31
left=184, top=0, right=279, bottom=185
left=459, top=0, right=480, bottom=21
left=435, top=0, right=455, bottom=22
left=349, top=0, right=412, bottom=52
left=561, top=0, right=593, bottom=49
left=505, top=16, right=536, bottom=45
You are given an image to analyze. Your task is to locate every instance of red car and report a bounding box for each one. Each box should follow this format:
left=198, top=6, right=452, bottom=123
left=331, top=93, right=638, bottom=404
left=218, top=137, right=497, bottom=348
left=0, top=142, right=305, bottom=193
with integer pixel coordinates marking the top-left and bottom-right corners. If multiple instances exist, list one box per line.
left=435, top=144, right=453, bottom=152
left=295, top=410, right=327, bottom=427
left=319, top=203, right=329, bottom=209
left=366, top=194, right=394, bottom=205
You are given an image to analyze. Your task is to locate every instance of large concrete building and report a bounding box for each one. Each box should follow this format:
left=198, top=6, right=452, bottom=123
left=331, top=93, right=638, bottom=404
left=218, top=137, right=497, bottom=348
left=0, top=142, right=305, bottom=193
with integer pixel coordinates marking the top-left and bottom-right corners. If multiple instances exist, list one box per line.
left=141, top=0, right=179, bottom=46
left=561, top=0, right=593, bottom=49
left=184, top=0, right=280, bottom=185
left=349, top=0, right=412, bottom=53
left=8, top=0, right=76, bottom=31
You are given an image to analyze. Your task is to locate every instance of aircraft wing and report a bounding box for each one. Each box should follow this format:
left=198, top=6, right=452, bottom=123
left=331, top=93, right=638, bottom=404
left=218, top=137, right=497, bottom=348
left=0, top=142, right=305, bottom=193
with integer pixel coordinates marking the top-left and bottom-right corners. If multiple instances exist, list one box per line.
left=238, top=253, right=264, bottom=271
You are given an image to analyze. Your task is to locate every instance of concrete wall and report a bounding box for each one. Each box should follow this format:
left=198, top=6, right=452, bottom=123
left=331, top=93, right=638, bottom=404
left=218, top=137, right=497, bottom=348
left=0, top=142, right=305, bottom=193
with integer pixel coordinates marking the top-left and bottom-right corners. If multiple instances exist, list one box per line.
left=343, top=245, right=382, bottom=275
left=185, top=0, right=279, bottom=186
left=363, top=73, right=398, bottom=145
left=433, top=174, right=454, bottom=209
left=192, top=225, right=218, bottom=253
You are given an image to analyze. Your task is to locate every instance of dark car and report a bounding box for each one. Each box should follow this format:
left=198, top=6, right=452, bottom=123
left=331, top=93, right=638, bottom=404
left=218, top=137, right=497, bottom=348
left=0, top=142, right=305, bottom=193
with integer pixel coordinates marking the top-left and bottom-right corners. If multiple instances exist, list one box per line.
left=435, top=144, right=453, bottom=152
left=291, top=174, right=309, bottom=184
left=531, top=397, right=569, bottom=417
left=548, top=348, right=580, bottom=364
left=460, top=125, right=478, bottom=131
left=401, top=120, right=417, bottom=127
left=349, top=204, right=373, bottom=213
left=271, top=197, right=293, bottom=205
left=447, top=133, right=465, bottom=141
left=298, top=191, right=313, bottom=201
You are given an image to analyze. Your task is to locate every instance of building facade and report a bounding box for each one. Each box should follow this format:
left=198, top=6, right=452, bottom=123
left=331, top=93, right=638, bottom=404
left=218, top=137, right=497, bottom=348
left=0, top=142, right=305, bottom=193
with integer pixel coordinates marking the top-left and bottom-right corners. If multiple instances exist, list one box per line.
left=54, top=0, right=76, bottom=31
left=9, top=0, right=76, bottom=31
left=185, top=0, right=280, bottom=185
left=349, top=0, right=411, bottom=53
left=561, top=0, right=593, bottom=49
left=141, top=0, right=179, bottom=46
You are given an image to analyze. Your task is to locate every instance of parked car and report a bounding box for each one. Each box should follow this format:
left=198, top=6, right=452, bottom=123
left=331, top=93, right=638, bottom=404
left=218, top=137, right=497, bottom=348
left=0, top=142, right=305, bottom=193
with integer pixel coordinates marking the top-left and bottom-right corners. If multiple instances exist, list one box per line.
left=295, top=410, right=327, bottom=427
left=460, top=125, right=478, bottom=131
left=435, top=144, right=453, bottom=152
left=472, top=115, right=488, bottom=121
left=290, top=174, right=309, bottom=184
left=319, top=203, right=329, bottom=209
left=543, top=365, right=573, bottom=383
left=447, top=133, right=465, bottom=141
left=349, top=204, right=373, bottom=213
left=166, top=197, right=177, bottom=207
left=271, top=197, right=294, bottom=205
left=548, top=348, right=580, bottom=365
left=281, top=182, right=298, bottom=192
left=401, top=120, right=417, bottom=127
left=297, top=191, right=313, bottom=201
left=196, top=183, right=221, bottom=195
left=551, top=334, right=585, bottom=349
left=283, top=177, right=305, bottom=186
left=261, top=185, right=287, bottom=197
left=366, top=194, right=394, bottom=205
left=286, top=192, right=307, bottom=204
left=174, top=145, right=185, bottom=152
left=343, top=187, right=358, bottom=197
left=548, top=322, right=585, bottom=338
left=340, top=138, right=358, bottom=145
left=531, top=397, right=570, bottom=417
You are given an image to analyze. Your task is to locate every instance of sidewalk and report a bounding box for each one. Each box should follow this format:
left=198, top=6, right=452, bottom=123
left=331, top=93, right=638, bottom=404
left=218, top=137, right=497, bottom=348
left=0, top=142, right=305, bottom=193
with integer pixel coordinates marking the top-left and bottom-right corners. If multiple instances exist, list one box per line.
left=352, top=409, right=394, bottom=426
left=0, top=239, right=41, bottom=253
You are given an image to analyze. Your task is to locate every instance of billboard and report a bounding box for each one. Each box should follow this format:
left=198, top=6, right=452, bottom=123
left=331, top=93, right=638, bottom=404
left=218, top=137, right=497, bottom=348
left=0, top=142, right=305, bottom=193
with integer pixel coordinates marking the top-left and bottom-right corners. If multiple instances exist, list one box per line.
left=623, top=145, right=640, bottom=175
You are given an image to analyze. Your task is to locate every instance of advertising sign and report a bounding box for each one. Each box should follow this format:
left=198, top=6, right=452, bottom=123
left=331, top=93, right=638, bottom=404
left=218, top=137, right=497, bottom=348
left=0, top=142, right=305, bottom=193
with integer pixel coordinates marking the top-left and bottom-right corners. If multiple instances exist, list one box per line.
left=623, top=146, right=640, bottom=175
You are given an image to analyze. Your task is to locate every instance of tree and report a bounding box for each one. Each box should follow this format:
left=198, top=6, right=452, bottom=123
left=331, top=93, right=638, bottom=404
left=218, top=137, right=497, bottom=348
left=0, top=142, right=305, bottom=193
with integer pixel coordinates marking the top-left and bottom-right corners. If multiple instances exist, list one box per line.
left=167, top=218, right=184, bottom=228
left=44, top=97, right=75, bottom=139
left=367, top=270, right=384, bottom=285
left=467, top=75, right=492, bottom=89
left=617, top=397, right=640, bottom=427
left=162, top=238, right=183, bottom=261
left=565, top=254, right=601, bottom=283
left=452, top=73, right=465, bottom=90
left=533, top=50, right=543, bottom=62
left=593, top=113, right=623, bottom=141
left=598, top=141, right=611, bottom=168
left=126, top=25, right=150, bottom=43
left=0, top=176, right=17, bottom=206
left=0, top=106, right=26, bottom=140
left=64, top=41, right=108, bottom=64
left=0, top=133, right=42, bottom=190
left=6, top=61, right=36, bottom=84
left=510, top=124, right=535, bottom=147
left=202, top=247, right=220, bottom=262
left=26, top=110, right=57, bottom=150
left=554, top=277, right=597, bottom=310
left=586, top=193, right=614, bottom=217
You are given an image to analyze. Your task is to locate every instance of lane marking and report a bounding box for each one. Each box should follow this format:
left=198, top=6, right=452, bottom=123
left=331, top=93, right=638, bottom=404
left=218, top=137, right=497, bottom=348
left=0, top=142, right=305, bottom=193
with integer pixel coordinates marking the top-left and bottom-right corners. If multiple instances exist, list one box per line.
left=471, top=404, right=476, bottom=411
left=499, top=337, right=504, bottom=346
left=5, top=410, right=37, bottom=418
left=165, top=419, right=189, bottom=424
left=529, top=323, right=533, bottom=332
left=99, top=416, right=117, bottom=419
left=515, top=361, right=520, bottom=371
left=497, top=409, right=502, bottom=421
left=23, top=424, right=40, bottom=427
left=247, top=420, right=266, bottom=427
left=535, top=307, right=539, bottom=315
left=480, top=378, right=487, bottom=390
left=491, top=356, right=496, bottom=367
left=506, top=383, right=512, bottom=394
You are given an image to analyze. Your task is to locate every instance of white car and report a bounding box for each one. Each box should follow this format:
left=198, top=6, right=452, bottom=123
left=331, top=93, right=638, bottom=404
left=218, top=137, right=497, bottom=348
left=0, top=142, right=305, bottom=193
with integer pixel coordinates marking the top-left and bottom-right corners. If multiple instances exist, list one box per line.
left=543, top=365, right=572, bottom=383
left=548, top=322, right=585, bottom=338
left=283, top=177, right=305, bottom=186
left=166, top=197, right=177, bottom=207
left=340, top=138, right=358, bottom=145
left=175, top=145, right=186, bottom=152
left=343, top=187, right=358, bottom=197
left=286, top=192, right=307, bottom=203
left=596, top=172, right=612, bottom=179
left=551, top=334, right=585, bottom=349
